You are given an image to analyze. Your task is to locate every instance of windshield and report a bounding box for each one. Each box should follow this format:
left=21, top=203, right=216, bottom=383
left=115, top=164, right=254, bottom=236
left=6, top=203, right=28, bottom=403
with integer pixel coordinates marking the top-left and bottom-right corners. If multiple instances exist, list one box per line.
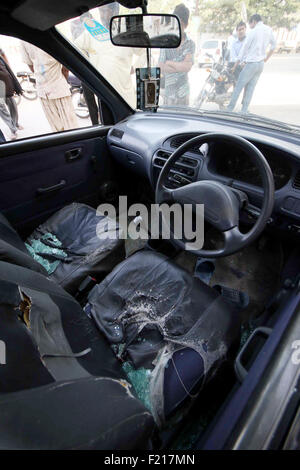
left=56, top=1, right=300, bottom=130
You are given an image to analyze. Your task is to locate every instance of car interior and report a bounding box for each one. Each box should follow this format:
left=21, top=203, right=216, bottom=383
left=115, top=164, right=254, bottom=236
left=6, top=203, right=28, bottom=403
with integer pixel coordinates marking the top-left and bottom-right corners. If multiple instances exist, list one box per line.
left=0, top=0, right=299, bottom=451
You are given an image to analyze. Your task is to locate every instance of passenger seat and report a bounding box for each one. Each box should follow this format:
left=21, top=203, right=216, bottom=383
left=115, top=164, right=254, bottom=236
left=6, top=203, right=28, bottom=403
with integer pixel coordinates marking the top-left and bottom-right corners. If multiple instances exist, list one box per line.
left=0, top=203, right=125, bottom=294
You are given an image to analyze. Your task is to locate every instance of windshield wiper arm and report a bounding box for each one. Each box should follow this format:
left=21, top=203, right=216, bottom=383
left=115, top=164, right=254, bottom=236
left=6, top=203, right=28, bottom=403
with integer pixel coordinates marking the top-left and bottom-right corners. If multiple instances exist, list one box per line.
left=158, top=106, right=300, bottom=134
left=202, top=110, right=300, bottom=133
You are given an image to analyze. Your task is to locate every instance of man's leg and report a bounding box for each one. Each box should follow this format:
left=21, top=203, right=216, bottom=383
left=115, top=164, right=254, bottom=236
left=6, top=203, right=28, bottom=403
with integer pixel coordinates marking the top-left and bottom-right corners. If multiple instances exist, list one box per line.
left=5, top=97, right=19, bottom=128
left=40, top=96, right=78, bottom=132
left=55, top=96, right=78, bottom=131
left=241, top=62, right=264, bottom=113
left=227, top=63, right=255, bottom=112
left=40, top=97, right=60, bottom=132
left=0, top=99, right=17, bottom=137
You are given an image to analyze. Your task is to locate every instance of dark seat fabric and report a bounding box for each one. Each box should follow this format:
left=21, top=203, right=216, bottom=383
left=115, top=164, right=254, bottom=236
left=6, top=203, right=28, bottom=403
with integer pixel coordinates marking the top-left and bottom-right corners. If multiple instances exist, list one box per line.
left=0, top=378, right=154, bottom=450
left=86, top=249, right=241, bottom=427
left=26, top=203, right=125, bottom=294
left=0, top=213, right=47, bottom=275
left=0, top=261, right=154, bottom=449
left=0, top=203, right=125, bottom=294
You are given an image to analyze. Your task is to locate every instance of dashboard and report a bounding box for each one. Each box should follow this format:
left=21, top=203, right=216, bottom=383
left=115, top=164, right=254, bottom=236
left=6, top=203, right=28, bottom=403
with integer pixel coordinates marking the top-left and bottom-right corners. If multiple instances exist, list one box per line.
left=107, top=111, right=300, bottom=236
left=209, top=142, right=292, bottom=190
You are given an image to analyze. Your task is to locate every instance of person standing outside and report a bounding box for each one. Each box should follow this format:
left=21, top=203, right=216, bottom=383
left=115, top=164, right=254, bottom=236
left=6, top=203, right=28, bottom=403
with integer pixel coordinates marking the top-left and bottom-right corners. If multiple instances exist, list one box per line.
left=229, top=22, right=247, bottom=75
left=75, top=3, right=145, bottom=109
left=0, top=48, right=23, bottom=135
left=159, top=3, right=195, bottom=107
left=0, top=94, right=17, bottom=139
left=227, top=14, right=276, bottom=114
left=71, top=12, right=101, bottom=125
left=20, top=42, right=78, bottom=132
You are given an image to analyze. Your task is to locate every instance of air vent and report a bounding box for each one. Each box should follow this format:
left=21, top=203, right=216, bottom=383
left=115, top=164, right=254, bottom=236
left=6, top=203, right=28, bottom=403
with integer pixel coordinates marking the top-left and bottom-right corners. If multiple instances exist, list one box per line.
left=153, top=150, right=171, bottom=168
left=111, top=128, right=124, bottom=139
left=293, top=170, right=300, bottom=190
left=170, top=134, right=202, bottom=154
left=153, top=149, right=198, bottom=179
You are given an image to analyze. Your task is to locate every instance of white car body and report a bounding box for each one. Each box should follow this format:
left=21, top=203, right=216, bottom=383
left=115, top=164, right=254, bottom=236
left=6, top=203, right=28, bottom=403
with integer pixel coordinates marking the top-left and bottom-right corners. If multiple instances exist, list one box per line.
left=198, top=39, right=224, bottom=67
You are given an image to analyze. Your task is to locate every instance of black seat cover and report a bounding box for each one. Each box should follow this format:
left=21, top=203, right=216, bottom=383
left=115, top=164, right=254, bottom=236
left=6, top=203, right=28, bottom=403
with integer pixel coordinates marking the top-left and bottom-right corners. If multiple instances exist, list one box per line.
left=0, top=261, right=154, bottom=449
left=26, top=203, right=125, bottom=293
left=0, top=378, right=154, bottom=450
left=87, top=249, right=241, bottom=426
left=0, top=203, right=125, bottom=293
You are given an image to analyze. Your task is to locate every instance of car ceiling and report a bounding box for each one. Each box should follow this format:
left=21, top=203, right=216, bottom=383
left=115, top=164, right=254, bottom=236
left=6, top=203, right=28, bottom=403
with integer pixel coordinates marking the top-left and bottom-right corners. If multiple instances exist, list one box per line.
left=0, top=0, right=143, bottom=31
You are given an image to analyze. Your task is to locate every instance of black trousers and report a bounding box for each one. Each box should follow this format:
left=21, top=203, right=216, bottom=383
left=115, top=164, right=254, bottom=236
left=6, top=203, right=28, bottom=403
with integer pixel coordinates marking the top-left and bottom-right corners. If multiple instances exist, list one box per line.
left=82, top=84, right=100, bottom=126
left=5, top=96, right=19, bottom=128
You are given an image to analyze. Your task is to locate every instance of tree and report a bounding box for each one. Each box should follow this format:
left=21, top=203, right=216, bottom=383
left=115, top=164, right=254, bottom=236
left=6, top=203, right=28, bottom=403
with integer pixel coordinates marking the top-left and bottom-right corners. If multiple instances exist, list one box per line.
left=197, top=0, right=299, bottom=34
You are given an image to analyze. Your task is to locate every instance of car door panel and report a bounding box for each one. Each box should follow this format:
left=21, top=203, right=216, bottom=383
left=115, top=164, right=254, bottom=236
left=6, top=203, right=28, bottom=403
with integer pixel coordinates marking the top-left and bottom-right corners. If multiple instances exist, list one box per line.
left=0, top=127, right=113, bottom=234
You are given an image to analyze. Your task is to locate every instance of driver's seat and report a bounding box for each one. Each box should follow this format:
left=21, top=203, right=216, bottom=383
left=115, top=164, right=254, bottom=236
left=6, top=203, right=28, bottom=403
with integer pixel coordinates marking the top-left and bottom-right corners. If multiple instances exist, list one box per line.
left=86, top=249, right=241, bottom=426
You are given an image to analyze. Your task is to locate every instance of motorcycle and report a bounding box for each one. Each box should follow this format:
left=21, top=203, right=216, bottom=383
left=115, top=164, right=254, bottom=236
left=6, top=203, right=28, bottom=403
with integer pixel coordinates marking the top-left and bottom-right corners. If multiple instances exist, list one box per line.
left=68, top=73, right=90, bottom=119
left=15, top=71, right=37, bottom=104
left=194, top=53, right=236, bottom=110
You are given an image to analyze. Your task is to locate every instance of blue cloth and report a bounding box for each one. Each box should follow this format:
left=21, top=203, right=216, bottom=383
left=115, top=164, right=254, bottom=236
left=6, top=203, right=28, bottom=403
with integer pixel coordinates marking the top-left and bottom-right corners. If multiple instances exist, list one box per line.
left=227, top=61, right=264, bottom=113
left=164, top=348, right=204, bottom=416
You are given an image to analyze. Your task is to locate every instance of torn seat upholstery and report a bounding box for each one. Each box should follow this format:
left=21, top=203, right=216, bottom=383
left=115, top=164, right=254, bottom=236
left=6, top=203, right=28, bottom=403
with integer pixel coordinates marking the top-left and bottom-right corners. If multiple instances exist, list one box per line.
left=0, top=261, right=154, bottom=449
left=0, top=203, right=125, bottom=294
left=86, top=249, right=241, bottom=427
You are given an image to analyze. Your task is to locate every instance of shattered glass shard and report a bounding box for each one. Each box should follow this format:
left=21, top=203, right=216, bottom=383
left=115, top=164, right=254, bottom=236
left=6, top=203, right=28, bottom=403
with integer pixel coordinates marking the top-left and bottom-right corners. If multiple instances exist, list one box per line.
left=122, top=361, right=152, bottom=412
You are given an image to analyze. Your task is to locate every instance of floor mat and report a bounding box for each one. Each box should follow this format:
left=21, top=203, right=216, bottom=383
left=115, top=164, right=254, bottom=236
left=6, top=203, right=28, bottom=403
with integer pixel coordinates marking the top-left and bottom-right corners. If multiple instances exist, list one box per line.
left=208, top=236, right=283, bottom=322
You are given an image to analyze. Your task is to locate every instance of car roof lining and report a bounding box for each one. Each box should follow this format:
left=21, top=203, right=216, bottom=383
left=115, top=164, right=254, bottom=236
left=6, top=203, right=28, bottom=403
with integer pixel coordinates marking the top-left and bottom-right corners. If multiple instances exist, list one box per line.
left=5, top=0, right=143, bottom=31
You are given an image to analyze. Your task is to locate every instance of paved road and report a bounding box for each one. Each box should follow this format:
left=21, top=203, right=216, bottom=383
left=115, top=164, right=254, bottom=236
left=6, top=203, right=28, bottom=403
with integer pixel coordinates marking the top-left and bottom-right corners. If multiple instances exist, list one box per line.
left=189, top=53, right=300, bottom=126
left=0, top=53, right=299, bottom=141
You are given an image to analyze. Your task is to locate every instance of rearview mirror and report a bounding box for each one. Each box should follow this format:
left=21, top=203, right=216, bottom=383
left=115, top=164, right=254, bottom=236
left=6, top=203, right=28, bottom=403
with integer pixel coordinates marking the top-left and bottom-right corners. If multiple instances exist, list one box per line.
left=110, top=14, right=181, bottom=49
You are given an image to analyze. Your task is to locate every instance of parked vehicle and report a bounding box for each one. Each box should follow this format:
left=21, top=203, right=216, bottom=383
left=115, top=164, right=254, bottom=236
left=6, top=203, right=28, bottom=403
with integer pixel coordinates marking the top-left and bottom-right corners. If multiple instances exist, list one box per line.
left=274, top=28, right=300, bottom=53
left=194, top=55, right=236, bottom=109
left=198, top=39, right=225, bottom=67
left=275, top=41, right=294, bottom=53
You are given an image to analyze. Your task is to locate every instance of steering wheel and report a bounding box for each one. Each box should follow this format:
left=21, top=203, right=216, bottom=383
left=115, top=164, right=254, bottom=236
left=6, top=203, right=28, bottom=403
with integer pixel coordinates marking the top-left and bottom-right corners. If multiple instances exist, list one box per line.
left=156, top=133, right=275, bottom=258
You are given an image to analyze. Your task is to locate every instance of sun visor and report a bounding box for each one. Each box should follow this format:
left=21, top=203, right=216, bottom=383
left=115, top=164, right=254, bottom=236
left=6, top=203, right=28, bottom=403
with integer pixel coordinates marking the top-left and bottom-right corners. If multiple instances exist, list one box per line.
left=11, top=0, right=118, bottom=31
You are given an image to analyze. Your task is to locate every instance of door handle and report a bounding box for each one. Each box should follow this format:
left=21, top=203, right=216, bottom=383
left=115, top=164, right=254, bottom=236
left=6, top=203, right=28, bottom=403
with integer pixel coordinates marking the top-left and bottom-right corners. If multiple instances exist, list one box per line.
left=37, top=180, right=66, bottom=196
left=234, top=327, right=272, bottom=383
left=65, top=148, right=82, bottom=162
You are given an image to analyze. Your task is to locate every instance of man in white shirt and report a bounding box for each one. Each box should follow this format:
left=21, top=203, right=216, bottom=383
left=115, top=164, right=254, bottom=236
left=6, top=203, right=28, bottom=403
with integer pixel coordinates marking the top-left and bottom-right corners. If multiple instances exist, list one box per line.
left=75, top=3, right=145, bottom=109
left=227, top=14, right=276, bottom=113
left=229, top=22, right=247, bottom=64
